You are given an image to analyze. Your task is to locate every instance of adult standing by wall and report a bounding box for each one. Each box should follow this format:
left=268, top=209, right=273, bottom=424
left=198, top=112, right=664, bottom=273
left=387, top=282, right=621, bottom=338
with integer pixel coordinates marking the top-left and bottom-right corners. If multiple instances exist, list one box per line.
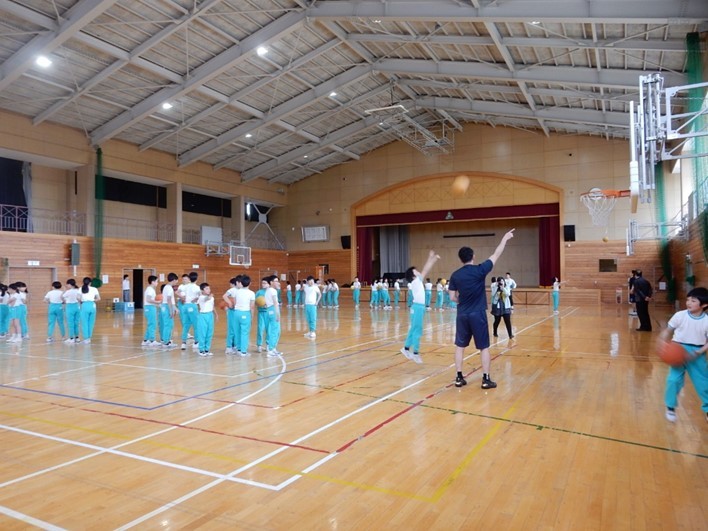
left=449, top=229, right=515, bottom=389
left=505, top=272, right=517, bottom=309
left=122, top=274, right=130, bottom=303
left=633, top=270, right=653, bottom=332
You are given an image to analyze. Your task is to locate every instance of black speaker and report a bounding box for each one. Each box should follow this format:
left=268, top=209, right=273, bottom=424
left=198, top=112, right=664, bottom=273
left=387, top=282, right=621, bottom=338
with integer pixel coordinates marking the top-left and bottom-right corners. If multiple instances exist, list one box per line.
left=70, top=243, right=80, bottom=265
left=341, top=235, right=351, bottom=249
left=563, top=225, right=575, bottom=242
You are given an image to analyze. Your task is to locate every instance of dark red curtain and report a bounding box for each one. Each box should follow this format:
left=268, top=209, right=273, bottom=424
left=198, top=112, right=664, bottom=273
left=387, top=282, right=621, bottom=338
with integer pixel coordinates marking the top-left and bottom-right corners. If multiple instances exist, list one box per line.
left=356, top=226, right=374, bottom=283
left=539, top=217, right=560, bottom=286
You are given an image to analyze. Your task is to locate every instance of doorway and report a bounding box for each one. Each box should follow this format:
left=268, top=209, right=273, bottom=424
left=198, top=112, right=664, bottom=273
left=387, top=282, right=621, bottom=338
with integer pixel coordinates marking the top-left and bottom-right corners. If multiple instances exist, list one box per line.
left=8, top=267, right=56, bottom=314
left=123, top=268, right=156, bottom=309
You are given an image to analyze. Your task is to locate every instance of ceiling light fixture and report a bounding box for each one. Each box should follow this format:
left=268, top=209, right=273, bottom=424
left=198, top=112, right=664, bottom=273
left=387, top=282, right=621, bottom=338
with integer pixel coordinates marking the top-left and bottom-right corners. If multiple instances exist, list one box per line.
left=161, top=102, right=173, bottom=110
left=35, top=55, right=52, bottom=68
left=245, top=133, right=253, bottom=138
left=329, top=91, right=337, bottom=98
left=530, top=21, right=541, bottom=25
left=256, top=46, right=268, bottom=56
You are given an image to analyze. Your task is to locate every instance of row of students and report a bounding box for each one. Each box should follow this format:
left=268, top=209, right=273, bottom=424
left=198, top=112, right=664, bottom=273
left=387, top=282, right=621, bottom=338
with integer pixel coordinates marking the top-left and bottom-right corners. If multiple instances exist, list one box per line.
left=0, top=282, right=29, bottom=342
left=285, top=279, right=339, bottom=308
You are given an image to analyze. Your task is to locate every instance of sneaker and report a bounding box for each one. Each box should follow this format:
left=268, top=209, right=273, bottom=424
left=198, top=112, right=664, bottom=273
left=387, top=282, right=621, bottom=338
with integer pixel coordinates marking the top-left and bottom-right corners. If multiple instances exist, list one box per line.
left=257, top=345, right=263, bottom=353
left=225, top=347, right=234, bottom=355
left=239, top=351, right=249, bottom=357
left=665, top=408, right=677, bottom=422
left=64, top=338, right=74, bottom=344
left=192, top=343, right=199, bottom=351
left=162, top=342, right=175, bottom=350
left=83, top=339, right=91, bottom=344
left=149, top=341, right=161, bottom=347
left=198, top=351, right=208, bottom=357
left=22, top=335, right=29, bottom=340
left=267, top=350, right=280, bottom=357
left=141, top=340, right=150, bottom=347
left=411, top=353, right=423, bottom=364
left=400, top=347, right=412, bottom=360
left=206, top=351, right=214, bottom=357
left=181, top=343, right=187, bottom=351
left=481, top=375, right=497, bottom=389
left=46, top=338, right=53, bottom=343
left=455, top=375, right=467, bottom=388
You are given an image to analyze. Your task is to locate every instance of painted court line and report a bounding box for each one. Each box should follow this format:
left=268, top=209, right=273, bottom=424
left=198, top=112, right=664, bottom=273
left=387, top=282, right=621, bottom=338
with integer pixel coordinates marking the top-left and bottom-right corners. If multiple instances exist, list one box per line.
left=0, top=505, right=66, bottom=531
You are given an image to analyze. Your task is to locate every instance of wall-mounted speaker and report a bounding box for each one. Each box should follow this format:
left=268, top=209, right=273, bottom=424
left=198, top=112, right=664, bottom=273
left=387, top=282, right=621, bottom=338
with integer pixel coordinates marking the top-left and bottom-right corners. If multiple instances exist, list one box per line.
left=341, top=235, right=351, bottom=249
left=70, top=243, right=80, bottom=265
left=563, top=225, right=576, bottom=242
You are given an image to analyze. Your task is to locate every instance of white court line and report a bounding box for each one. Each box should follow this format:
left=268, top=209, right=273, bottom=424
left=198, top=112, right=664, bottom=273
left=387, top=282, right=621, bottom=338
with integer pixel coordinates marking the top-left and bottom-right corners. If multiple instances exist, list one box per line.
left=0, top=505, right=66, bottom=531
left=0, top=355, right=288, bottom=530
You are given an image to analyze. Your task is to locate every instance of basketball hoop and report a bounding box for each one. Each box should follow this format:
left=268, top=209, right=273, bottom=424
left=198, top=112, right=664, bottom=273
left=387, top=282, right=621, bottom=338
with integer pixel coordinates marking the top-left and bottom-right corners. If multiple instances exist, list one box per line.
left=580, top=188, right=629, bottom=227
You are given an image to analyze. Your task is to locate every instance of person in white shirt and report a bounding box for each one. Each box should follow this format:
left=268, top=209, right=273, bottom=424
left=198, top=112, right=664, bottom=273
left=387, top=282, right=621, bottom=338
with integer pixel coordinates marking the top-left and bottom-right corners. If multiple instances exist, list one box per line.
left=223, top=276, right=240, bottom=354
left=182, top=272, right=201, bottom=351
left=264, top=275, right=282, bottom=356
left=424, top=278, right=433, bottom=311
left=6, top=284, right=22, bottom=343
left=177, top=274, right=190, bottom=348
left=303, top=275, right=322, bottom=339
left=141, top=275, right=160, bottom=347
left=232, top=275, right=256, bottom=355
left=505, top=272, right=517, bottom=309
left=44, top=281, right=66, bottom=342
left=393, top=279, right=401, bottom=307
left=401, top=251, right=441, bottom=364
left=285, top=280, right=293, bottom=307
left=79, top=277, right=100, bottom=343
left=62, top=279, right=81, bottom=343
left=160, top=273, right=179, bottom=349
left=122, top=274, right=131, bottom=303
left=436, top=279, right=445, bottom=311
left=294, top=280, right=302, bottom=307
left=197, top=282, right=216, bottom=356
left=380, top=279, right=391, bottom=310
left=352, top=277, right=361, bottom=307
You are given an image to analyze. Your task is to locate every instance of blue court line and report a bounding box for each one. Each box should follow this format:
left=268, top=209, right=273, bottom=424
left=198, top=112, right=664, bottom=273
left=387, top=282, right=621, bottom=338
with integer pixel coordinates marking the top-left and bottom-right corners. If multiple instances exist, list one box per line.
left=0, top=341, right=397, bottom=410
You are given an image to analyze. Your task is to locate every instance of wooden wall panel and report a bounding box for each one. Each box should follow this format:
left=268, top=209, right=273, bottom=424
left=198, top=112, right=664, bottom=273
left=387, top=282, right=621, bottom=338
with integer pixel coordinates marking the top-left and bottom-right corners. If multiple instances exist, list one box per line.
left=286, top=250, right=352, bottom=284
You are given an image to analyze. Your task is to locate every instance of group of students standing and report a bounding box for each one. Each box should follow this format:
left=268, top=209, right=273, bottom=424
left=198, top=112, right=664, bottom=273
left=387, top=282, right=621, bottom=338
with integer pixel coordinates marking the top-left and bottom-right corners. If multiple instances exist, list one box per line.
left=142, top=272, right=287, bottom=357
left=0, top=278, right=100, bottom=344
left=285, top=279, right=339, bottom=308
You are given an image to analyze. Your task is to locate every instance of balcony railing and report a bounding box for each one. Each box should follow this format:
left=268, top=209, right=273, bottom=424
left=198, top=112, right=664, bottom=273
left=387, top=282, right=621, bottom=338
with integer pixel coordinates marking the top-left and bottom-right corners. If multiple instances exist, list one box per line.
left=0, top=204, right=286, bottom=249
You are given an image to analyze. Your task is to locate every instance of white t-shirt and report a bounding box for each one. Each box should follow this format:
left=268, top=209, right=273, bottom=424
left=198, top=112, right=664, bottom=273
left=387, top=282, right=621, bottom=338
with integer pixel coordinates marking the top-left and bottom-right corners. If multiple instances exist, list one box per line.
left=45, top=289, right=64, bottom=304
left=177, top=283, right=188, bottom=302
left=424, top=281, right=433, bottom=292
left=265, top=286, right=278, bottom=308
left=162, top=284, right=175, bottom=305
left=668, top=310, right=708, bottom=345
left=184, top=283, right=201, bottom=304
left=9, top=293, right=22, bottom=307
left=353, top=280, right=361, bottom=290
left=63, top=288, right=81, bottom=304
left=394, top=281, right=400, bottom=291
left=225, top=287, right=238, bottom=306
left=0, top=293, right=8, bottom=305
left=80, top=286, right=100, bottom=302
left=144, top=285, right=158, bottom=306
left=234, top=288, right=255, bottom=311
left=506, top=277, right=517, bottom=290
left=18, top=292, right=27, bottom=306
left=303, top=284, right=320, bottom=305
left=436, top=282, right=443, bottom=293
left=295, top=283, right=301, bottom=293
left=410, top=276, right=425, bottom=304
left=198, top=295, right=214, bottom=313
left=122, top=278, right=130, bottom=290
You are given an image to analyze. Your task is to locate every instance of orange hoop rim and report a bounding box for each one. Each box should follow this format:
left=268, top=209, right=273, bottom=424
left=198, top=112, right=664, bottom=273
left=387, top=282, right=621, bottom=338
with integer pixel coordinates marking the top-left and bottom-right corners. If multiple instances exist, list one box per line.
left=579, top=188, right=631, bottom=199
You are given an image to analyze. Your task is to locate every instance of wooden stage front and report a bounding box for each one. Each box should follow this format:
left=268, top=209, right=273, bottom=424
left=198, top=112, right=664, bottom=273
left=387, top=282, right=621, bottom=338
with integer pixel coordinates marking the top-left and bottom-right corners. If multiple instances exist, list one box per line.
left=0, top=300, right=705, bottom=529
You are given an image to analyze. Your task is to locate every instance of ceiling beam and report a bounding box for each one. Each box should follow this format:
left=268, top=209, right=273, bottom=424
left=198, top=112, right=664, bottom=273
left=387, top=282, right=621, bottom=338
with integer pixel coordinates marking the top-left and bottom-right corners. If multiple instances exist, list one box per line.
left=346, top=34, right=688, bottom=53
left=178, top=64, right=373, bottom=167
left=306, top=1, right=708, bottom=24
left=374, top=58, right=686, bottom=90
left=414, top=96, right=628, bottom=128
left=0, top=0, right=119, bottom=93
left=89, top=10, right=306, bottom=146
left=241, top=115, right=381, bottom=181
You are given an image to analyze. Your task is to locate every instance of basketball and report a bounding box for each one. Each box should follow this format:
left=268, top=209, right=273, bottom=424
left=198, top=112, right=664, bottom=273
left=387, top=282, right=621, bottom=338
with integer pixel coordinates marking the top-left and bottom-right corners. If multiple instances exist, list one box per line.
left=602, top=236, right=609, bottom=242
left=452, top=174, right=470, bottom=197
left=218, top=300, right=230, bottom=310
left=154, top=294, right=163, bottom=303
left=657, top=341, right=689, bottom=367
left=255, top=295, right=266, bottom=308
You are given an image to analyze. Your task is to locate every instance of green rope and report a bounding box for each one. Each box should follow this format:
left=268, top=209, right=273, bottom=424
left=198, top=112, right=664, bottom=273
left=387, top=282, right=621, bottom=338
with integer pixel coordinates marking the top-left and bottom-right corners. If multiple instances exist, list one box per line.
left=93, top=148, right=104, bottom=288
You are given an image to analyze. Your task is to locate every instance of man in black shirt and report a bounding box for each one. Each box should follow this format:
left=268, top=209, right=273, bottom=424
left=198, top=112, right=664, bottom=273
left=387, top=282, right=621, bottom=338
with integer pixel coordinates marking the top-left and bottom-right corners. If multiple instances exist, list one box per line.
left=632, top=270, right=653, bottom=331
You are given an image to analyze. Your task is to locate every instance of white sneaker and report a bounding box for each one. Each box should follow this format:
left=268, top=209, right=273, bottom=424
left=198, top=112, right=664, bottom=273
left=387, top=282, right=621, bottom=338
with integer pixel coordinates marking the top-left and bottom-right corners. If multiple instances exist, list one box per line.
left=46, top=338, right=53, bottom=343
left=257, top=345, right=263, bottom=353
left=267, top=349, right=281, bottom=357
left=400, top=347, right=412, bottom=360
left=665, top=408, right=677, bottom=422
left=411, top=353, right=423, bottom=364
left=83, top=339, right=91, bottom=344
left=149, top=341, right=161, bottom=347
left=180, top=343, right=187, bottom=351
left=198, top=351, right=209, bottom=357
left=64, top=338, right=74, bottom=344
left=141, top=340, right=150, bottom=347
left=205, top=351, right=214, bottom=356
left=192, top=343, right=199, bottom=351
left=239, top=351, right=249, bottom=357
left=225, top=347, right=234, bottom=355
left=309, top=332, right=316, bottom=339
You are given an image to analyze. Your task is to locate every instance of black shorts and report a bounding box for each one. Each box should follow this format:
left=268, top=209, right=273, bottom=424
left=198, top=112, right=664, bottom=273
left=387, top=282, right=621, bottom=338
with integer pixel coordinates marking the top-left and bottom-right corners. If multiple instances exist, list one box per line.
left=455, top=310, right=490, bottom=350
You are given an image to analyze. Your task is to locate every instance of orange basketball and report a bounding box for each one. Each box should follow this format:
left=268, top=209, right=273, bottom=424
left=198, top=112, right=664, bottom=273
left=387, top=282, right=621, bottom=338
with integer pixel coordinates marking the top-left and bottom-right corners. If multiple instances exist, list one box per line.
left=218, top=300, right=230, bottom=310
left=452, top=174, right=470, bottom=197
left=154, top=294, right=163, bottom=303
left=657, top=341, right=689, bottom=367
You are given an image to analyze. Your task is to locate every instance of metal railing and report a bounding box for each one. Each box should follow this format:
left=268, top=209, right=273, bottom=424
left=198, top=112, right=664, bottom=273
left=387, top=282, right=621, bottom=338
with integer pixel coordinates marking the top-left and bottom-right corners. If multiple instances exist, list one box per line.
left=102, top=215, right=175, bottom=242
left=0, top=204, right=86, bottom=235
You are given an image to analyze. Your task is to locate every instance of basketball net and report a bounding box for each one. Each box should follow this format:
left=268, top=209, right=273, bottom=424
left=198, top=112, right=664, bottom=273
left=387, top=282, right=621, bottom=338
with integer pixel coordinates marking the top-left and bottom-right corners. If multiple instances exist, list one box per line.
left=580, top=188, right=617, bottom=227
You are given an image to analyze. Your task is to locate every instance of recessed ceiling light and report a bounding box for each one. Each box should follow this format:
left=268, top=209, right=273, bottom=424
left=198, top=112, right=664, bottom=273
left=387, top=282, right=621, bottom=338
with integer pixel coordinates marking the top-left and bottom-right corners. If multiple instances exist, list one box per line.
left=303, top=155, right=308, bottom=159
left=161, top=102, right=173, bottom=110
left=245, top=133, right=253, bottom=138
left=329, top=91, right=337, bottom=98
left=256, top=46, right=268, bottom=56
left=35, top=55, right=52, bottom=68
left=530, top=21, right=541, bottom=25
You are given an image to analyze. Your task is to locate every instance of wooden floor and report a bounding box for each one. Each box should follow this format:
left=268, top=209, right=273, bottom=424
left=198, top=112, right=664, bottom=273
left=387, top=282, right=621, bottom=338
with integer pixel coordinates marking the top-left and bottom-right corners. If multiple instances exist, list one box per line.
left=0, top=301, right=706, bottom=530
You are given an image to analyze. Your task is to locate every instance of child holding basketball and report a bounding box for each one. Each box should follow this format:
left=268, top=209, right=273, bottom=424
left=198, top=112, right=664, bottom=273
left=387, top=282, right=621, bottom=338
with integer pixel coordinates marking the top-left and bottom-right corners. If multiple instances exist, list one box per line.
left=658, top=287, right=708, bottom=423
left=197, top=282, right=217, bottom=357
left=255, top=278, right=269, bottom=352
